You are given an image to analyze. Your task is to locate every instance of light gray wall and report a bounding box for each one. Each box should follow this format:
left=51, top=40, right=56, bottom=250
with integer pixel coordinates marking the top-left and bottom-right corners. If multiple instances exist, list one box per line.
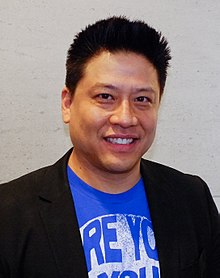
left=0, top=0, right=219, bottom=209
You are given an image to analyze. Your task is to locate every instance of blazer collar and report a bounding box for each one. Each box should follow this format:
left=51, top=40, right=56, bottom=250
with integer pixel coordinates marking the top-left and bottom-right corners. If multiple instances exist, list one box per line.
left=38, top=149, right=88, bottom=277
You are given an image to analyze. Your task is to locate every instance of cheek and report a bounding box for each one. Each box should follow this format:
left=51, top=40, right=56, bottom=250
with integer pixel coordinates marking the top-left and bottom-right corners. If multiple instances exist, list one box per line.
left=141, top=113, right=158, bottom=132
left=70, top=107, right=109, bottom=135
left=83, top=106, right=111, bottom=127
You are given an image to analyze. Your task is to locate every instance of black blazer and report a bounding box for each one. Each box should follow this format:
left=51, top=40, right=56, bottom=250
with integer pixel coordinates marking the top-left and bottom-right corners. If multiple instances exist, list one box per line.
left=0, top=149, right=219, bottom=277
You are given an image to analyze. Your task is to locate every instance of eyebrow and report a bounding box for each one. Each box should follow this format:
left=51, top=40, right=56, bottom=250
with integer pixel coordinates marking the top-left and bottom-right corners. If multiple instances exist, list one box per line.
left=91, top=82, right=156, bottom=94
left=91, top=83, right=117, bottom=90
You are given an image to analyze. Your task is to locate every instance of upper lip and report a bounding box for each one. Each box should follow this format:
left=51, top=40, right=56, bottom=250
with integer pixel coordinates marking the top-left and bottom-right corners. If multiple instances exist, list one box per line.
left=104, top=134, right=139, bottom=139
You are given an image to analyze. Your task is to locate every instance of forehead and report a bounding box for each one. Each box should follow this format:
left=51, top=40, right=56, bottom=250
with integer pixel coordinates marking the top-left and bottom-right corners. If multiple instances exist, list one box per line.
left=86, top=50, right=152, bottom=68
left=83, top=50, right=158, bottom=82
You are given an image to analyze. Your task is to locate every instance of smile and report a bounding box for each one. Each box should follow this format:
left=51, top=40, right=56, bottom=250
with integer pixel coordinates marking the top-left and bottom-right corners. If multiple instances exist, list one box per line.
left=106, top=138, right=134, bottom=145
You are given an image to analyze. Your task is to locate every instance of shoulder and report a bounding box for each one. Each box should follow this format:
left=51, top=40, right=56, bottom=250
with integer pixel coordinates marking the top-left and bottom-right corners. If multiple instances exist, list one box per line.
left=141, top=158, right=201, bottom=184
left=141, top=159, right=219, bottom=237
left=0, top=149, right=71, bottom=209
left=0, top=166, right=50, bottom=203
left=140, top=158, right=214, bottom=207
left=0, top=167, right=53, bottom=221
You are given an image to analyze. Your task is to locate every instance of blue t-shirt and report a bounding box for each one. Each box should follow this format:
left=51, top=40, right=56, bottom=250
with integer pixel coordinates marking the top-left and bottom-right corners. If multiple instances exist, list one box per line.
left=68, top=166, right=160, bottom=278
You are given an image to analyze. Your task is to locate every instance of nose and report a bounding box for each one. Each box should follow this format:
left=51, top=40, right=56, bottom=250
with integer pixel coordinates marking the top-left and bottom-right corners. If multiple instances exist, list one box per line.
left=109, top=100, right=138, bottom=128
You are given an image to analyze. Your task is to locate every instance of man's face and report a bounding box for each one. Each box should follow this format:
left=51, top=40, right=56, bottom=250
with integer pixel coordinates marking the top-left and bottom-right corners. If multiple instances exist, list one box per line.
left=62, top=51, right=160, bottom=177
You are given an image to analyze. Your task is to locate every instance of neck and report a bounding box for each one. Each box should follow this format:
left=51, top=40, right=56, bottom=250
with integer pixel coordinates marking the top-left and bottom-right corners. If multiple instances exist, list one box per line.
left=68, top=151, right=141, bottom=194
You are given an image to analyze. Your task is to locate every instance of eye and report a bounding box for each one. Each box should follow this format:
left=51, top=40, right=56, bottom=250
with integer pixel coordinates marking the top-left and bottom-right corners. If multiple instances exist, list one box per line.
left=134, top=96, right=151, bottom=103
left=96, top=93, right=115, bottom=104
left=98, top=93, right=113, bottom=100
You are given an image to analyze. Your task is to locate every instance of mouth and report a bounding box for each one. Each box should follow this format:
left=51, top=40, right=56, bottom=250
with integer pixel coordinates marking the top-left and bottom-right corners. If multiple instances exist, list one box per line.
left=105, top=137, right=135, bottom=145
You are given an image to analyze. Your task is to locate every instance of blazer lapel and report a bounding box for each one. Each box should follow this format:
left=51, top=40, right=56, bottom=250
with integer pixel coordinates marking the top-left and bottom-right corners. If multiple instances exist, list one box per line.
left=141, top=159, right=180, bottom=277
left=38, top=150, right=88, bottom=278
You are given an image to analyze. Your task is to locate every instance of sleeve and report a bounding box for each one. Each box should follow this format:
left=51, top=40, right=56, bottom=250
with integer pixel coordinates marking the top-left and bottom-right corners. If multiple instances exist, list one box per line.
left=0, top=184, right=16, bottom=278
left=207, top=213, right=220, bottom=277
left=0, top=257, right=9, bottom=278
left=198, top=177, right=220, bottom=277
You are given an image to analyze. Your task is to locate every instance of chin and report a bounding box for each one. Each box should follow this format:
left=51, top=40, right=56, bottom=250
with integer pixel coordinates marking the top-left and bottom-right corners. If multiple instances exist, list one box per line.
left=103, top=159, right=139, bottom=174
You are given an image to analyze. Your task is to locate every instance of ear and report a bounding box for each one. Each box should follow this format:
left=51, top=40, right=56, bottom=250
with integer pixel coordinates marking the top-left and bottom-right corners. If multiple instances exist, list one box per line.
left=61, top=87, right=72, bottom=124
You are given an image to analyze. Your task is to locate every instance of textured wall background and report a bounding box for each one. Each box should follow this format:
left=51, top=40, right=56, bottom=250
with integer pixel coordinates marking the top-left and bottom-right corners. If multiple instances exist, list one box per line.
left=0, top=0, right=219, bottom=209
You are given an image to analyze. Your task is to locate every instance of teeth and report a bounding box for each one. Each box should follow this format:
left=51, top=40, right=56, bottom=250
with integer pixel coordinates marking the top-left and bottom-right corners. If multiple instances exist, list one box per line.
left=107, top=138, right=134, bottom=145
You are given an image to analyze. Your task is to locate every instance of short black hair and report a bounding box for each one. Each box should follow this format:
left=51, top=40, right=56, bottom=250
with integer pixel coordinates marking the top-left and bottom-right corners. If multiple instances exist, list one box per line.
left=65, top=16, right=171, bottom=95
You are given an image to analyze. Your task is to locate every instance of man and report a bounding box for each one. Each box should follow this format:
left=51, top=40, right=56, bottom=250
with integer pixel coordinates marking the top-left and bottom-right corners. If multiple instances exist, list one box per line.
left=0, top=16, right=219, bottom=278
